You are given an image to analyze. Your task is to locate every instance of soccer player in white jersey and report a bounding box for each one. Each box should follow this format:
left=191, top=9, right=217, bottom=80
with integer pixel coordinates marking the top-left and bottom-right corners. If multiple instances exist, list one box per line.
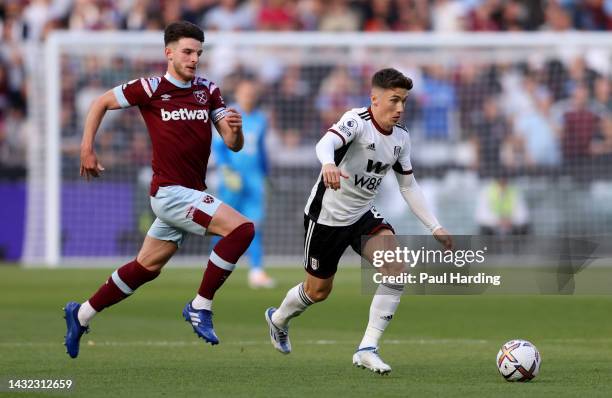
left=265, top=68, right=453, bottom=374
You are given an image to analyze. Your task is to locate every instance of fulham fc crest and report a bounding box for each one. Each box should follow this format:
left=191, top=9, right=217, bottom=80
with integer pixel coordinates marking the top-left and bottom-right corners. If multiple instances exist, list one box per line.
left=193, top=90, right=207, bottom=104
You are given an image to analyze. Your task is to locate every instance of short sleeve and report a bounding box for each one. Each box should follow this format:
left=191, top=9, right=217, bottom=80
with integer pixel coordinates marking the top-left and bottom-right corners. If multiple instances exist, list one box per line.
left=209, top=82, right=227, bottom=124
left=113, top=77, right=159, bottom=108
left=327, top=110, right=363, bottom=146
left=392, top=135, right=413, bottom=175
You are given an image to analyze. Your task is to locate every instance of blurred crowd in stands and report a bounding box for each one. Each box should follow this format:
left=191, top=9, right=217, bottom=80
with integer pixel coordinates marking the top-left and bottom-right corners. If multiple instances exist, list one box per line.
left=2, top=0, right=612, bottom=38
left=56, top=51, right=612, bottom=180
left=1, top=0, right=612, bottom=178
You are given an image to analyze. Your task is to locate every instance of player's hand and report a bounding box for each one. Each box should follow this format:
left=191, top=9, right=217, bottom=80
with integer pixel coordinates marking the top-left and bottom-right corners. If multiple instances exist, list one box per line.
left=433, top=227, right=453, bottom=250
left=322, top=163, right=348, bottom=190
left=80, top=149, right=105, bottom=181
left=225, top=108, right=242, bottom=133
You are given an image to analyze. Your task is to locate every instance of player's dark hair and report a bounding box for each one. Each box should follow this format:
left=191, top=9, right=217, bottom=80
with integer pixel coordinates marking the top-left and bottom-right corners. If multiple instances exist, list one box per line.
left=372, top=68, right=413, bottom=91
left=164, top=21, right=204, bottom=46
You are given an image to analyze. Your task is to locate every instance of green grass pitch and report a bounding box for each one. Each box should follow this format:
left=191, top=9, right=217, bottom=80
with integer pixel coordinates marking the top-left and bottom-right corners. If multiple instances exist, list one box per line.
left=1, top=266, right=611, bottom=397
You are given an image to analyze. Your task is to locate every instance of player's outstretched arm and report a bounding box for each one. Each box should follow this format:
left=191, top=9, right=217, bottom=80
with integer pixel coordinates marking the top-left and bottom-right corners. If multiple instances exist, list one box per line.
left=80, top=89, right=122, bottom=180
left=395, top=172, right=453, bottom=250
left=215, top=108, right=243, bottom=152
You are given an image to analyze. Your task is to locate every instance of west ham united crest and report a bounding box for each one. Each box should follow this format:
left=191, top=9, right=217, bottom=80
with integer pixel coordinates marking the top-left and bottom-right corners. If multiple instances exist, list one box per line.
left=193, top=90, right=207, bottom=104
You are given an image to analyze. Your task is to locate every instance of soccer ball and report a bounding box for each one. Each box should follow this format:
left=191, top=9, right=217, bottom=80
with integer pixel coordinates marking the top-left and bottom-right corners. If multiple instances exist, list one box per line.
left=496, top=339, right=541, bottom=382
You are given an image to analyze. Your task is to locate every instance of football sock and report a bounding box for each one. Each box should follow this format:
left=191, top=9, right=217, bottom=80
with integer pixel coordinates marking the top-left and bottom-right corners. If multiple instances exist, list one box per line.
left=191, top=294, right=213, bottom=311
left=197, top=222, right=254, bottom=302
left=271, top=283, right=314, bottom=328
left=77, top=301, right=97, bottom=327
left=358, top=283, right=404, bottom=350
left=85, top=260, right=160, bottom=319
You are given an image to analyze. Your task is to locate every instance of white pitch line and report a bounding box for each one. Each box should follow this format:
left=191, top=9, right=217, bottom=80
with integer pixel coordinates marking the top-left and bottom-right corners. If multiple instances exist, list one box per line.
left=0, top=339, right=481, bottom=348
left=2, top=337, right=612, bottom=348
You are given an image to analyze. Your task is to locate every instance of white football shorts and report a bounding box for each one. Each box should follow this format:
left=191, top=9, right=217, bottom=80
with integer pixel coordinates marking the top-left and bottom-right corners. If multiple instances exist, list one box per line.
left=147, top=185, right=223, bottom=247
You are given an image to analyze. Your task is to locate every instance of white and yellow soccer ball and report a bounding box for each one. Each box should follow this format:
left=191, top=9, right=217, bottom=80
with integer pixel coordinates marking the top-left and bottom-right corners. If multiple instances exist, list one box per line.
left=496, top=339, right=541, bottom=382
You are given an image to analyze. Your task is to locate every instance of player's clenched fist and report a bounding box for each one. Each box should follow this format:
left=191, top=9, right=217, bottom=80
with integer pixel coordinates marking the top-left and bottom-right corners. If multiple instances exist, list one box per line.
left=224, top=108, right=242, bottom=132
left=79, top=149, right=105, bottom=181
left=322, top=163, right=348, bottom=190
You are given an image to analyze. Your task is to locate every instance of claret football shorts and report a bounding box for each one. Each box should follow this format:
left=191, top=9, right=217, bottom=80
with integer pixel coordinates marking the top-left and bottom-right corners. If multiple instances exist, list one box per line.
left=148, top=185, right=223, bottom=247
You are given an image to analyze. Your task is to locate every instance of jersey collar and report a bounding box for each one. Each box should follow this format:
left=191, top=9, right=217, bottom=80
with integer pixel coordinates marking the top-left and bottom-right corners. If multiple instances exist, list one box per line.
left=164, top=72, right=192, bottom=88
left=368, top=107, right=392, bottom=136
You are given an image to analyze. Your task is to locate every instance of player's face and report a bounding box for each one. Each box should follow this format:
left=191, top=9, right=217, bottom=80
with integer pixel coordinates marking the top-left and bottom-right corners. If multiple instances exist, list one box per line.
left=166, top=38, right=203, bottom=82
left=371, top=87, right=408, bottom=129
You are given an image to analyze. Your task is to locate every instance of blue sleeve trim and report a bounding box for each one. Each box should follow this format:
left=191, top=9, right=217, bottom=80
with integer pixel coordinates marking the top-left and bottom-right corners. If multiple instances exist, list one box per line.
left=113, top=85, right=130, bottom=108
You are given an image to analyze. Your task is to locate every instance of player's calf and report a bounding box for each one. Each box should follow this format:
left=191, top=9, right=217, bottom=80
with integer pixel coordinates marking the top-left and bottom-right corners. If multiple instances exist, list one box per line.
left=73, top=259, right=161, bottom=331
left=360, top=232, right=407, bottom=352
left=358, top=282, right=404, bottom=352
left=88, top=259, right=161, bottom=313
left=268, top=282, right=314, bottom=334
left=186, top=221, right=254, bottom=343
left=193, top=222, right=254, bottom=305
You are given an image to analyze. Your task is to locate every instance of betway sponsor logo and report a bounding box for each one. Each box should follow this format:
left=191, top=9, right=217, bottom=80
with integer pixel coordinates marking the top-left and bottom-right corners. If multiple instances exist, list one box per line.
left=161, top=108, right=208, bottom=122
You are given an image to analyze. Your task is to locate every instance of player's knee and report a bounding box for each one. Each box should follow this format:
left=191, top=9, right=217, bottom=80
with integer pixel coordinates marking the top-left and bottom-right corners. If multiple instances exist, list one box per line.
left=305, top=285, right=332, bottom=302
left=136, top=252, right=171, bottom=272
left=233, top=221, right=255, bottom=243
left=137, top=258, right=165, bottom=273
left=310, top=291, right=330, bottom=302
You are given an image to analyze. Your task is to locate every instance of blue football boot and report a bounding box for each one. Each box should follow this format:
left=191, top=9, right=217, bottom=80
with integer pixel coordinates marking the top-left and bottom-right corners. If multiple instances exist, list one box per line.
left=63, top=301, right=89, bottom=359
left=182, top=302, right=219, bottom=345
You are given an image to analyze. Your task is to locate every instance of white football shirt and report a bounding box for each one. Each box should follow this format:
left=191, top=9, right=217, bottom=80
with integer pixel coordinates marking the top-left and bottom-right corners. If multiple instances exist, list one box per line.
left=305, top=107, right=413, bottom=226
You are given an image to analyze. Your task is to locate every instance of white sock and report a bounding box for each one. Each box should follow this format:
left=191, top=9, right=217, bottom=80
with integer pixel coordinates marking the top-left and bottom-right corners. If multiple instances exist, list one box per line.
left=358, top=283, right=404, bottom=350
left=191, top=294, right=213, bottom=311
left=271, top=283, right=313, bottom=328
left=77, top=301, right=97, bottom=327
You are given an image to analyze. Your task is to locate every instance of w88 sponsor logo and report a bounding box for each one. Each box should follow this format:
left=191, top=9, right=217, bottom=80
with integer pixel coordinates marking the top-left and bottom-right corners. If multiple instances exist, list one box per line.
left=161, top=108, right=209, bottom=122
left=354, top=174, right=382, bottom=191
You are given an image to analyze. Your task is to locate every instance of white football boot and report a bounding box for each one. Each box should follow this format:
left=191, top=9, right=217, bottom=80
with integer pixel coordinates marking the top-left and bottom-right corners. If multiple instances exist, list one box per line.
left=352, top=347, right=392, bottom=375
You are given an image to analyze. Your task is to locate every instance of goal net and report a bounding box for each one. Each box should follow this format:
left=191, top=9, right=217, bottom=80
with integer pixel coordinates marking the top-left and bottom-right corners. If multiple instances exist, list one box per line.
left=24, top=32, right=612, bottom=266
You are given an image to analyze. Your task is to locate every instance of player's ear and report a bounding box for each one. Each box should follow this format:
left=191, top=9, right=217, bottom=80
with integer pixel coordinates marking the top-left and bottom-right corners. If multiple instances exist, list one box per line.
left=164, top=45, right=173, bottom=61
left=371, top=92, right=379, bottom=107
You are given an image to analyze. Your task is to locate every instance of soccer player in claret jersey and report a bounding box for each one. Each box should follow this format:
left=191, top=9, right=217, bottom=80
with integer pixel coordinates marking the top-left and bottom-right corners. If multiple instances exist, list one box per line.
left=265, top=68, right=454, bottom=374
left=63, top=21, right=255, bottom=358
